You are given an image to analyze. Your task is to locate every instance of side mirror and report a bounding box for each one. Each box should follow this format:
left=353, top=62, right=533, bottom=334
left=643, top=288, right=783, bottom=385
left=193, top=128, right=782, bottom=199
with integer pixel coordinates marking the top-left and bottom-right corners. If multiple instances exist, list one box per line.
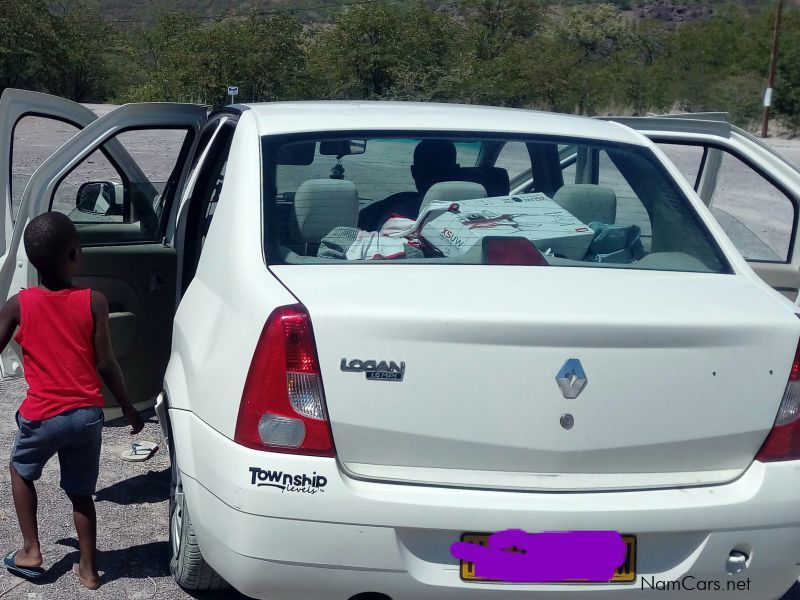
left=319, top=140, right=367, bottom=157
left=76, top=181, right=119, bottom=215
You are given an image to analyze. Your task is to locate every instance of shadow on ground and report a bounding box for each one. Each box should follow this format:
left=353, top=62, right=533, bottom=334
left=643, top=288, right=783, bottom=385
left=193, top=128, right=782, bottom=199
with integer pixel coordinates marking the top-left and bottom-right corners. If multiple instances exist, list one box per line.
left=23, top=538, right=170, bottom=587
left=190, top=589, right=253, bottom=599
left=13, top=538, right=253, bottom=598
left=94, top=467, right=170, bottom=505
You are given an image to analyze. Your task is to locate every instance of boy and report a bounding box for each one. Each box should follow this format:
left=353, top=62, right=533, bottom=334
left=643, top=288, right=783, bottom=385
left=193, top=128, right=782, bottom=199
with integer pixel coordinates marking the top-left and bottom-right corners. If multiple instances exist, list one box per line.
left=0, top=212, right=144, bottom=590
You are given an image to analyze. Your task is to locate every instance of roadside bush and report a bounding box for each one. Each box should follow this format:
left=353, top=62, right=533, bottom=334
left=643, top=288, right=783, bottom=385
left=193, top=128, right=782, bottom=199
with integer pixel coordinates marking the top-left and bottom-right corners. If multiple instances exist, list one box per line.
left=706, top=73, right=765, bottom=131
left=775, top=14, right=800, bottom=135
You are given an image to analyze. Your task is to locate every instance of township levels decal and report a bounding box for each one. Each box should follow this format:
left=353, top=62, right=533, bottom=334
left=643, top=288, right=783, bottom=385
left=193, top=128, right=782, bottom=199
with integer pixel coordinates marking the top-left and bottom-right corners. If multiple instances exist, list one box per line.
left=249, top=467, right=328, bottom=494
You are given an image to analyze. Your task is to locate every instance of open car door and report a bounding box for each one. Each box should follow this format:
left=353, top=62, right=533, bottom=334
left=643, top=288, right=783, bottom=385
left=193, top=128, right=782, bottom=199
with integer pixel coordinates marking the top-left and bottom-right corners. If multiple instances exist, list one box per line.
left=604, top=114, right=800, bottom=300
left=0, top=89, right=100, bottom=376
left=0, top=89, right=207, bottom=416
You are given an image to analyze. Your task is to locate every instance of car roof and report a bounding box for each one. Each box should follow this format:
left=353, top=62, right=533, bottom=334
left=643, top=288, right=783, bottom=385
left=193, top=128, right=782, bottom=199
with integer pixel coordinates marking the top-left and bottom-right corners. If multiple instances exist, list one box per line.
left=242, top=101, right=648, bottom=146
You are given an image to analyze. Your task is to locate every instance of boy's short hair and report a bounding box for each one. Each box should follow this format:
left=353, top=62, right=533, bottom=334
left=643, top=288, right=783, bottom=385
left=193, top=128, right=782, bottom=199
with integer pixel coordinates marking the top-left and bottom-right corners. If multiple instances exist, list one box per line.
left=23, top=212, right=79, bottom=274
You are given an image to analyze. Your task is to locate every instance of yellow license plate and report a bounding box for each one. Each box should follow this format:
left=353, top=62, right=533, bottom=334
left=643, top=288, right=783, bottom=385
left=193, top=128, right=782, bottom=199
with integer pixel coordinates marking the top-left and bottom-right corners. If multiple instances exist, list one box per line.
left=459, top=533, right=637, bottom=584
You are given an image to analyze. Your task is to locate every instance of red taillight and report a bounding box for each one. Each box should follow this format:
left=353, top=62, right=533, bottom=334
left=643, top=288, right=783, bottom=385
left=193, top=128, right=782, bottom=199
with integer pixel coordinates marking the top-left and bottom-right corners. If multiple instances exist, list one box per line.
left=484, top=237, right=549, bottom=266
left=791, top=346, right=800, bottom=381
left=756, top=341, right=800, bottom=462
left=234, top=305, right=335, bottom=457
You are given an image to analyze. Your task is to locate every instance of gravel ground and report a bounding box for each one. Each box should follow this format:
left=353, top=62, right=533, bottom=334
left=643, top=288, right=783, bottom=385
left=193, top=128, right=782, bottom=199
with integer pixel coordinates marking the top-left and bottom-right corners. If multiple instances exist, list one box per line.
left=0, top=378, right=250, bottom=600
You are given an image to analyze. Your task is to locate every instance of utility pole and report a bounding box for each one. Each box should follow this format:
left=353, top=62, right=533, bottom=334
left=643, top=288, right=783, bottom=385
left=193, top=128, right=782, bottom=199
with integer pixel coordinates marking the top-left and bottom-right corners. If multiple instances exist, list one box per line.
left=762, top=0, right=785, bottom=138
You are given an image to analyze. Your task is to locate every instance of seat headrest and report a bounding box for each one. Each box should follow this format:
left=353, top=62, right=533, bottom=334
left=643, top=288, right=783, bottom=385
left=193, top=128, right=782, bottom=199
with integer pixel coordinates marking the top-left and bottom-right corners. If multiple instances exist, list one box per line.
left=293, top=179, right=359, bottom=243
left=457, top=167, right=511, bottom=197
left=414, top=139, right=457, bottom=166
left=420, top=181, right=487, bottom=214
left=553, top=184, right=617, bottom=225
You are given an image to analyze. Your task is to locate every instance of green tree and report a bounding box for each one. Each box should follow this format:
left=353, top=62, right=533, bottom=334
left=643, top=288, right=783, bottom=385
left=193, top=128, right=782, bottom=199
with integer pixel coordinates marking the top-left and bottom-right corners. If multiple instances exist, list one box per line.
left=388, top=3, right=465, bottom=100
left=613, top=19, right=672, bottom=114
left=122, top=12, right=199, bottom=102
left=309, top=4, right=403, bottom=99
left=308, top=2, right=462, bottom=101
left=488, top=36, right=583, bottom=111
left=50, top=5, right=125, bottom=101
left=655, top=4, right=770, bottom=115
left=559, top=3, right=633, bottom=61
left=461, top=0, right=548, bottom=60
left=233, top=15, right=309, bottom=102
left=122, top=11, right=308, bottom=105
left=0, top=0, right=59, bottom=92
left=774, top=11, right=800, bottom=133
left=450, top=0, right=549, bottom=106
left=554, top=3, right=635, bottom=114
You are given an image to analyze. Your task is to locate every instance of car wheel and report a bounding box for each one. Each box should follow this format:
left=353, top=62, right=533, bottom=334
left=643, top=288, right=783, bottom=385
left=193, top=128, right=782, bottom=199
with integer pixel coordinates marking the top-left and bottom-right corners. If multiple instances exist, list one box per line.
left=169, top=450, right=229, bottom=590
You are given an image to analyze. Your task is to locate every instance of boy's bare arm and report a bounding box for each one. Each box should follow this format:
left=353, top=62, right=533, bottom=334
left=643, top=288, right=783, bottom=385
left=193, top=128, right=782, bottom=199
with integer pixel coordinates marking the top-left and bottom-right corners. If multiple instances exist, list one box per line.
left=0, top=295, right=20, bottom=353
left=90, top=290, right=144, bottom=434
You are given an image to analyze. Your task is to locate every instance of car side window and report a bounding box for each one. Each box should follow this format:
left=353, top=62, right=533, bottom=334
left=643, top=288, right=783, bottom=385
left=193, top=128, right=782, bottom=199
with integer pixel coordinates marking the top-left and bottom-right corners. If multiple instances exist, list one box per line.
left=50, top=128, right=192, bottom=244
left=709, top=151, right=794, bottom=262
left=656, top=143, right=706, bottom=190
left=12, top=116, right=81, bottom=221
left=495, top=142, right=532, bottom=182
left=559, top=148, right=653, bottom=252
left=54, top=146, right=124, bottom=223
left=654, top=142, right=795, bottom=263
left=456, top=141, right=481, bottom=168
left=598, top=150, right=653, bottom=251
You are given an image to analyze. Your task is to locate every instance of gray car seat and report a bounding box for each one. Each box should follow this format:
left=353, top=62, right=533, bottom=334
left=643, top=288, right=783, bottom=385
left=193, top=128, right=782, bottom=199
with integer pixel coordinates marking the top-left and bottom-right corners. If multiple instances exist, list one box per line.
left=419, top=181, right=488, bottom=215
left=291, top=179, right=359, bottom=252
left=553, top=184, right=617, bottom=225
left=457, top=167, right=511, bottom=197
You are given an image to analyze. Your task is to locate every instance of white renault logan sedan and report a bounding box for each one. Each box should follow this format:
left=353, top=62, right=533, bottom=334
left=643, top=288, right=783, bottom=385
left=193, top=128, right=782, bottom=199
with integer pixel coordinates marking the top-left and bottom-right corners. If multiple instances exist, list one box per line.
left=3, top=91, right=800, bottom=599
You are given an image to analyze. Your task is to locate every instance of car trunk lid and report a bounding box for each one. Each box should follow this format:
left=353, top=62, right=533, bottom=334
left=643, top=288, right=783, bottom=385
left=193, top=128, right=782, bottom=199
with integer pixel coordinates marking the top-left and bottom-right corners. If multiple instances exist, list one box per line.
left=270, top=264, right=798, bottom=491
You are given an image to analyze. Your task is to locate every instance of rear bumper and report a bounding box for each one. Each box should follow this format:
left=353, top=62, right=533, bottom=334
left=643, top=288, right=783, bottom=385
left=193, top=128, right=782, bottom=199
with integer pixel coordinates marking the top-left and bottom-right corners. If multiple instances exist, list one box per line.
left=171, top=410, right=800, bottom=599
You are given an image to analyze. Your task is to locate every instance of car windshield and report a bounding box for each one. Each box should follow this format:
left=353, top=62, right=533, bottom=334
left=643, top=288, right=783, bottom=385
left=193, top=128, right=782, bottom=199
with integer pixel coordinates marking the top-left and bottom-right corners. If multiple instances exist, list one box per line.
left=263, top=134, right=730, bottom=274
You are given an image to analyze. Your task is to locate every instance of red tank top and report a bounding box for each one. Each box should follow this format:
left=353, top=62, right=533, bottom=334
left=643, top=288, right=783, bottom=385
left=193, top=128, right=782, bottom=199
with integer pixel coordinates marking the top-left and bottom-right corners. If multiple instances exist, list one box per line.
left=16, top=287, right=104, bottom=421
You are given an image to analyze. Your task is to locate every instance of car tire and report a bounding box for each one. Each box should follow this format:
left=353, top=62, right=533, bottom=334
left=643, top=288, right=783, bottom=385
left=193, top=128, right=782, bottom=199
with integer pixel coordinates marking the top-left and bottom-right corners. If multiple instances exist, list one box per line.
left=169, top=450, right=229, bottom=591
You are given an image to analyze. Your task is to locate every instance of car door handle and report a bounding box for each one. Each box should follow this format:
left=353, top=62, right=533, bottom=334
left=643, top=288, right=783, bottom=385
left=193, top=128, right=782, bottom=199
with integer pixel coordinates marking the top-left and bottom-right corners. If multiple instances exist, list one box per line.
left=149, top=273, right=169, bottom=292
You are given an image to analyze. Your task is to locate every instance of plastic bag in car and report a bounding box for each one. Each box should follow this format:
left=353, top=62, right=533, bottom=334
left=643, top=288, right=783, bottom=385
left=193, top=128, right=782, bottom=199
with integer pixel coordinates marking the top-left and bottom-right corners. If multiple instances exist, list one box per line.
left=585, top=222, right=646, bottom=264
left=318, top=227, right=423, bottom=261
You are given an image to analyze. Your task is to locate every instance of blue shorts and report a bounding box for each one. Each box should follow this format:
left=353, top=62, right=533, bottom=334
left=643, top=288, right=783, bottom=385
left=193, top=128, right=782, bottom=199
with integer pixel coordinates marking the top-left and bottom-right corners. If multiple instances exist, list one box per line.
left=10, top=406, right=104, bottom=496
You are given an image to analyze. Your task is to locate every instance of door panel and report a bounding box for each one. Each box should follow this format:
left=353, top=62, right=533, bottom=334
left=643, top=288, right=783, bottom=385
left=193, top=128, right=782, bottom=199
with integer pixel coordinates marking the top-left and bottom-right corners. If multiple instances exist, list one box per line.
left=0, top=90, right=99, bottom=377
left=1, top=90, right=98, bottom=253
left=76, top=244, right=177, bottom=414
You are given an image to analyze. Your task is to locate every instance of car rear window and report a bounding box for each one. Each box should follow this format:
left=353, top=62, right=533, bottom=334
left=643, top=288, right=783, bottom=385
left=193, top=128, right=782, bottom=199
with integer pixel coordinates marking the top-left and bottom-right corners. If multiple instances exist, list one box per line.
left=263, top=134, right=730, bottom=274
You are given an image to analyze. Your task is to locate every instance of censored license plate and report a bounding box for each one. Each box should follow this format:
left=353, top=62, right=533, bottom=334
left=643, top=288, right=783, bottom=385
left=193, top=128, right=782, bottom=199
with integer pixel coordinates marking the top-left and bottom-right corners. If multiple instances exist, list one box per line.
left=459, top=533, right=637, bottom=584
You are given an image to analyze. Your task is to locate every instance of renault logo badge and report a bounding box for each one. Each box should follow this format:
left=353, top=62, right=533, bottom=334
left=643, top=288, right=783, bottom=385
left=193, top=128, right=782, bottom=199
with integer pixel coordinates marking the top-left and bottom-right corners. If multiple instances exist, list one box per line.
left=556, top=359, right=588, bottom=399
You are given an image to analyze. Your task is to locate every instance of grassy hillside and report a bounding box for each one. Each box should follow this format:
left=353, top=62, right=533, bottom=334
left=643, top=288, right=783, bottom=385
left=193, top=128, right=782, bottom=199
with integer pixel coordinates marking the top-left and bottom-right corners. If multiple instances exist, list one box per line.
left=51, top=0, right=349, bottom=23
left=61, top=0, right=426, bottom=23
left=63, top=0, right=771, bottom=24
